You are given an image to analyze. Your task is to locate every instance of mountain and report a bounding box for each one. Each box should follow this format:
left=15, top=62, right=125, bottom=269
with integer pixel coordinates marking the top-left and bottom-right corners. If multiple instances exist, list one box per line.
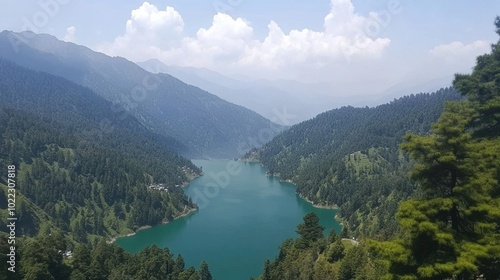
left=373, top=75, right=454, bottom=105
left=249, top=88, right=462, bottom=238
left=0, top=30, right=282, bottom=158
left=0, top=59, right=202, bottom=242
left=138, top=59, right=368, bottom=125
left=138, top=60, right=454, bottom=126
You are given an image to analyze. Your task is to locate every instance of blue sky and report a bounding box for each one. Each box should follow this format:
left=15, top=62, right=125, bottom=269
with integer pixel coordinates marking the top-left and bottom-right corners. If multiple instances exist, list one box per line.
left=1, top=0, right=499, bottom=97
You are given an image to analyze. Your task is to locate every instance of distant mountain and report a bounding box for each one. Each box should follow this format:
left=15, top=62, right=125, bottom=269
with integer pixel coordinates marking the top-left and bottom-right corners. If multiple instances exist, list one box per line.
left=139, top=60, right=454, bottom=126
left=139, top=59, right=246, bottom=89
left=373, top=75, right=453, bottom=105
left=138, top=59, right=366, bottom=125
left=0, top=59, right=201, bottom=240
left=249, top=88, right=462, bottom=238
left=0, top=30, right=282, bottom=158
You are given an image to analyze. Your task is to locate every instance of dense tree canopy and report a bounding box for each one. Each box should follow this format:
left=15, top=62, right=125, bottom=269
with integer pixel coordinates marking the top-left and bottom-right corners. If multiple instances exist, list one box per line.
left=0, top=232, right=211, bottom=280
left=251, top=88, right=461, bottom=238
left=0, top=60, right=200, bottom=241
left=371, top=17, right=500, bottom=279
left=253, top=214, right=385, bottom=280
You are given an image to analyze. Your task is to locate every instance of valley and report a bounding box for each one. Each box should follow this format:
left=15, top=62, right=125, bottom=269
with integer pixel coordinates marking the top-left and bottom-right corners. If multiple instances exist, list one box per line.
left=116, top=159, right=340, bottom=280
left=0, top=10, right=499, bottom=280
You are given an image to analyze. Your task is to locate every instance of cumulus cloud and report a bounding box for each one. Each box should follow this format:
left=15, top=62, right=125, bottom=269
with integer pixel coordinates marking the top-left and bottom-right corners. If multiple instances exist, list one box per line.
left=405, top=40, right=492, bottom=87
left=240, top=0, right=391, bottom=69
left=174, top=13, right=255, bottom=66
left=63, top=26, right=76, bottom=42
left=425, top=40, right=491, bottom=79
left=98, top=2, right=184, bottom=61
left=429, top=40, right=490, bottom=63
left=97, top=0, right=390, bottom=76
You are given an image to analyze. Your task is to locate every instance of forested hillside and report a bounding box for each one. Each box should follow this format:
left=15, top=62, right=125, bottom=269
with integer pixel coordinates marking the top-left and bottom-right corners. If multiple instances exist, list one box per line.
left=0, top=31, right=283, bottom=158
left=371, top=19, right=500, bottom=279
left=254, top=88, right=461, bottom=238
left=251, top=213, right=386, bottom=280
left=254, top=18, right=500, bottom=280
left=0, top=59, right=201, bottom=242
left=0, top=232, right=213, bottom=280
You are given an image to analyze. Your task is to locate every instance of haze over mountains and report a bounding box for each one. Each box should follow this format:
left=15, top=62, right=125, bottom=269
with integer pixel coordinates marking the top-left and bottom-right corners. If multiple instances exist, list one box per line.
left=0, top=58, right=202, bottom=238
left=0, top=30, right=283, bottom=158
left=1, top=14, right=499, bottom=278
left=138, top=59, right=452, bottom=125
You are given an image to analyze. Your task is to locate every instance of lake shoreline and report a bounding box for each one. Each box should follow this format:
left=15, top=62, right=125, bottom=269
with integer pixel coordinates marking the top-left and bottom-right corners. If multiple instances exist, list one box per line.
left=299, top=193, right=339, bottom=210
left=257, top=164, right=339, bottom=211
left=107, top=207, right=198, bottom=244
left=116, top=159, right=342, bottom=280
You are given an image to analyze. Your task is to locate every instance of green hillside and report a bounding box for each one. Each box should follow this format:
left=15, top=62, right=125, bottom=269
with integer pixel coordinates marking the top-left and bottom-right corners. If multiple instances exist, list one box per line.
left=0, top=31, right=283, bottom=158
left=254, top=88, right=462, bottom=238
left=0, top=60, right=200, bottom=242
left=253, top=18, right=500, bottom=280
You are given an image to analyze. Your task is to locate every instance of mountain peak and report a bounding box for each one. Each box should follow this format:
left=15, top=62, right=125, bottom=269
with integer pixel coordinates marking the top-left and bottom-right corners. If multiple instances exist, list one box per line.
left=0, top=31, right=282, bottom=158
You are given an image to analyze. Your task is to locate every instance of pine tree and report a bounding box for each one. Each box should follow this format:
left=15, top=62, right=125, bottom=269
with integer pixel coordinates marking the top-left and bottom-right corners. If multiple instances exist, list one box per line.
left=199, top=261, right=213, bottom=280
left=296, top=212, right=325, bottom=249
left=70, top=244, right=91, bottom=280
left=453, top=16, right=500, bottom=137
left=372, top=17, right=500, bottom=279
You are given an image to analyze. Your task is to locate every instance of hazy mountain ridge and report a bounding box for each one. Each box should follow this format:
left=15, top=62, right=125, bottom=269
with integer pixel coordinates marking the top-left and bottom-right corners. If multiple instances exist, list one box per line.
left=0, top=30, right=282, bottom=158
left=138, top=59, right=361, bottom=124
left=138, top=59, right=453, bottom=126
left=0, top=59, right=202, bottom=242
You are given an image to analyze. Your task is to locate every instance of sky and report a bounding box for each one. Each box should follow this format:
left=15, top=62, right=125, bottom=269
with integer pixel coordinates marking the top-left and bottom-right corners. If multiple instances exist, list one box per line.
left=1, top=0, right=499, bottom=98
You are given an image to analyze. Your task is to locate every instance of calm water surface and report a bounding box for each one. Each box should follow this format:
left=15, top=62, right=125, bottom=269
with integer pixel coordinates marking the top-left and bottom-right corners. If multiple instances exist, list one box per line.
left=116, top=159, right=341, bottom=280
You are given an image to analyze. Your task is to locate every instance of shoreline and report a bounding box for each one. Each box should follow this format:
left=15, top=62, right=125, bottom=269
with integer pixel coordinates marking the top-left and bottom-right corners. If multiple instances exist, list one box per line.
left=107, top=207, right=198, bottom=244
left=108, top=170, right=204, bottom=243
left=258, top=161, right=339, bottom=211
left=299, top=193, right=339, bottom=210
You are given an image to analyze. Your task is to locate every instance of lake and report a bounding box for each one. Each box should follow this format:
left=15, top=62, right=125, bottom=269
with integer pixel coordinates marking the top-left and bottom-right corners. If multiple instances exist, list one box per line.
left=116, top=159, right=341, bottom=280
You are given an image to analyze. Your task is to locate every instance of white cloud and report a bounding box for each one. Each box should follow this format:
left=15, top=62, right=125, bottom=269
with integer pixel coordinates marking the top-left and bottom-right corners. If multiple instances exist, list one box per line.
left=96, top=0, right=390, bottom=77
left=240, top=0, right=391, bottom=69
left=98, top=2, right=184, bottom=61
left=404, top=40, right=492, bottom=89
left=63, top=26, right=76, bottom=42
left=429, top=40, right=490, bottom=63
left=175, top=13, right=255, bottom=66
left=424, top=40, right=491, bottom=80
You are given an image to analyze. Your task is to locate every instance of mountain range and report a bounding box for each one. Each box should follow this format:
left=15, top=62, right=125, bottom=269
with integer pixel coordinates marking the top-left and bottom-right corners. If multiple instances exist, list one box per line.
left=0, top=30, right=282, bottom=158
left=0, top=58, right=203, bottom=241
left=138, top=59, right=453, bottom=125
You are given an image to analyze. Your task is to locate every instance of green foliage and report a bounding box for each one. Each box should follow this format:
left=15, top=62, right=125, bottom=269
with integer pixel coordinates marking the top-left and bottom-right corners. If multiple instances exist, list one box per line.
left=374, top=17, right=500, bottom=279
left=6, top=234, right=211, bottom=280
left=199, top=261, right=213, bottom=280
left=0, top=60, right=200, bottom=241
left=255, top=215, right=386, bottom=280
left=453, top=17, right=500, bottom=137
left=326, top=239, right=345, bottom=263
left=296, top=212, right=325, bottom=249
left=259, top=89, right=461, bottom=238
left=0, top=31, right=284, bottom=158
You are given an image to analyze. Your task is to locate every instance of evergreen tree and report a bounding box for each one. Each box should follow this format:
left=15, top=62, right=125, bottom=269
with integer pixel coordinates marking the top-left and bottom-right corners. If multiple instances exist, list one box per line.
left=326, top=239, right=345, bottom=263
left=199, top=261, right=213, bottom=280
left=296, top=213, right=325, bottom=249
left=70, top=244, right=91, bottom=280
left=372, top=17, right=500, bottom=279
left=262, top=259, right=272, bottom=280
left=453, top=16, right=500, bottom=137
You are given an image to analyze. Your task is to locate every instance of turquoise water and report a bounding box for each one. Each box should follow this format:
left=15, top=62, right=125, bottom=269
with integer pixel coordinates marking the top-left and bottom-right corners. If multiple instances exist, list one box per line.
left=116, top=159, right=341, bottom=280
